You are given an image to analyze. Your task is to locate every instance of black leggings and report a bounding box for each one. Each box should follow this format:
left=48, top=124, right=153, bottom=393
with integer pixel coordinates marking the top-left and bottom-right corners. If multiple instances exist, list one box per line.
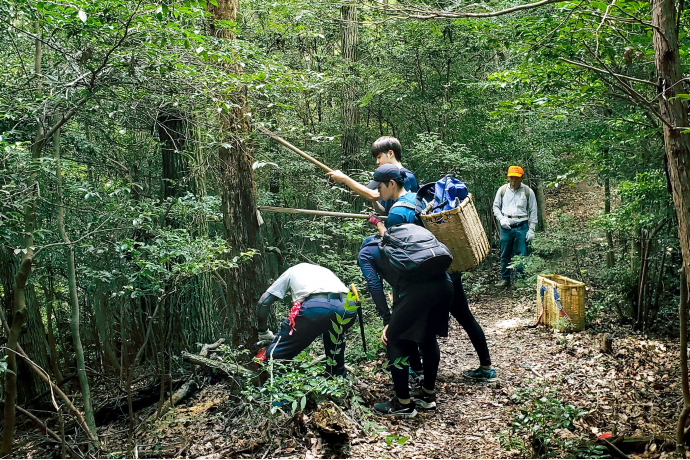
left=388, top=335, right=440, bottom=399
left=450, top=275, right=491, bottom=366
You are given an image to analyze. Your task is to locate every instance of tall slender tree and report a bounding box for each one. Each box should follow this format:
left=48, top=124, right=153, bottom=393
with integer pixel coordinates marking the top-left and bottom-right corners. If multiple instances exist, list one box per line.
left=340, top=1, right=359, bottom=169
left=208, top=0, right=267, bottom=347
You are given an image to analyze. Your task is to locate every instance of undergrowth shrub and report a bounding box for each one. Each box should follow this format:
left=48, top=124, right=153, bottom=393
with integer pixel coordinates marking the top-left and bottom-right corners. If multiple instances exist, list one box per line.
left=499, top=385, right=607, bottom=459
left=243, top=353, right=354, bottom=415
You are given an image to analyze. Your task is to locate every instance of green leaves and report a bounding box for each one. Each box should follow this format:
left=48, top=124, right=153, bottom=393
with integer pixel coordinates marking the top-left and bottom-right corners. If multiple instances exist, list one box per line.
left=344, top=291, right=359, bottom=312
left=385, top=435, right=408, bottom=446
left=390, top=356, right=409, bottom=370
left=331, top=320, right=343, bottom=335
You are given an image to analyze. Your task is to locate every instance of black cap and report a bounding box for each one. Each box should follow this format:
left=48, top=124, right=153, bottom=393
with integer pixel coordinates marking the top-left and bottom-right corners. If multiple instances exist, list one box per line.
left=366, top=164, right=404, bottom=189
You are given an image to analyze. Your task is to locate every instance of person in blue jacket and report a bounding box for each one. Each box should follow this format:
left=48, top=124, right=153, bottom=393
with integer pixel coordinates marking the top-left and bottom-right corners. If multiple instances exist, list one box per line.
left=364, top=164, right=418, bottom=236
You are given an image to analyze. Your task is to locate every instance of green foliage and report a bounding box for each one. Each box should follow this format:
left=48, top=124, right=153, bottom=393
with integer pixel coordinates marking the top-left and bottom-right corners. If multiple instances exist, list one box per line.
left=592, top=171, right=672, bottom=234
left=245, top=354, right=352, bottom=415
left=385, top=434, right=408, bottom=446
left=499, top=385, right=603, bottom=458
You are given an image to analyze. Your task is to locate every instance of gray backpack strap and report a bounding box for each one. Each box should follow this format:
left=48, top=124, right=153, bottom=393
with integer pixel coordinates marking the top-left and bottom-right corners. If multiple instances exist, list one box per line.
left=391, top=201, right=416, bottom=211
left=500, top=183, right=508, bottom=198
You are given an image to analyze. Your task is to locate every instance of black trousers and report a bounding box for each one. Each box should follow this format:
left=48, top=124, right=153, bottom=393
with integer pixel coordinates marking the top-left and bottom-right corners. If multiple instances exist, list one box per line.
left=450, top=274, right=491, bottom=367
left=387, top=277, right=453, bottom=399
left=388, top=335, right=440, bottom=399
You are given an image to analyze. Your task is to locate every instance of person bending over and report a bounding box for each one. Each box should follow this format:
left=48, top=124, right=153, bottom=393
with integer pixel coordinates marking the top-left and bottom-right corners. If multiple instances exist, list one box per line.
left=256, top=263, right=356, bottom=377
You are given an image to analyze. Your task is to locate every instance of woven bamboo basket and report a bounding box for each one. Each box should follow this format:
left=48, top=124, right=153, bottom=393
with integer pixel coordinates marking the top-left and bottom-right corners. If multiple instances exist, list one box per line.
left=536, top=274, right=586, bottom=332
left=420, top=194, right=490, bottom=273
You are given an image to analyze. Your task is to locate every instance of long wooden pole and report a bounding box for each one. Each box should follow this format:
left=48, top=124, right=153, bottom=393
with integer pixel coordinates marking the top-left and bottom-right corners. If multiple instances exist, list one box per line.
left=257, top=126, right=333, bottom=173
left=678, top=266, right=689, bottom=454
left=258, top=206, right=387, bottom=221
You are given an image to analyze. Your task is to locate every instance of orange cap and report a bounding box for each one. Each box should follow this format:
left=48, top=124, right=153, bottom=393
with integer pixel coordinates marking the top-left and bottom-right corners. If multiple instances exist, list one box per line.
left=507, top=166, right=524, bottom=177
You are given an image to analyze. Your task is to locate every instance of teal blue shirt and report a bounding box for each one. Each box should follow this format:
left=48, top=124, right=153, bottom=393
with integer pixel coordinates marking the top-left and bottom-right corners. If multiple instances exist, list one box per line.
left=386, top=192, right=417, bottom=228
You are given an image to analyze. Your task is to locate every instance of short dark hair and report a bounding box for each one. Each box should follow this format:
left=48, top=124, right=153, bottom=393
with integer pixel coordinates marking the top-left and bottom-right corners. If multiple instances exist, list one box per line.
left=371, top=136, right=402, bottom=161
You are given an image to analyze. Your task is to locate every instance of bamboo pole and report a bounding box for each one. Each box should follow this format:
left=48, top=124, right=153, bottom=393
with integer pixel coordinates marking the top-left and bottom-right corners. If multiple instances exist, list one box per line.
left=257, top=126, right=333, bottom=173
left=258, top=206, right=387, bottom=221
left=678, top=266, right=689, bottom=454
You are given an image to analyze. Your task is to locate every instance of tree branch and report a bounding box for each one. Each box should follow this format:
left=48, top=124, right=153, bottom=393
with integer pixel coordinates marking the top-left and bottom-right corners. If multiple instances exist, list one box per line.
left=368, top=0, right=567, bottom=19
left=89, top=0, right=144, bottom=89
left=558, top=58, right=657, bottom=86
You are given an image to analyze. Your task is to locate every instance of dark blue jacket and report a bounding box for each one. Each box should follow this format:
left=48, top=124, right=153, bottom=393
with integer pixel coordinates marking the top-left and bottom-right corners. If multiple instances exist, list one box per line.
left=358, top=235, right=401, bottom=325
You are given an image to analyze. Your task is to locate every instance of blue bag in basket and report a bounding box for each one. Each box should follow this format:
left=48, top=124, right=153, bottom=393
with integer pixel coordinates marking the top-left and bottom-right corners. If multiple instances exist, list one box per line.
left=433, top=175, right=468, bottom=211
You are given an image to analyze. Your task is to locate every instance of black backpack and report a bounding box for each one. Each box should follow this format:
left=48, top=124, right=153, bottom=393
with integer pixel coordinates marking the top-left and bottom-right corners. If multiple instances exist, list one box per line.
left=380, top=224, right=453, bottom=280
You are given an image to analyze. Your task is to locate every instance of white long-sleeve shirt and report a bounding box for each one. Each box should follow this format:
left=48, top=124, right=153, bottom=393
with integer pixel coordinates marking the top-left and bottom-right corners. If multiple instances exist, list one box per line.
left=492, top=183, right=538, bottom=231
left=266, top=263, right=348, bottom=303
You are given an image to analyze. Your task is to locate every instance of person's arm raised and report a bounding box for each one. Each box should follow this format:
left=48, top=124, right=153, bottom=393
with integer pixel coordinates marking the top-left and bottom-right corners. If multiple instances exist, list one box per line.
left=327, top=170, right=380, bottom=201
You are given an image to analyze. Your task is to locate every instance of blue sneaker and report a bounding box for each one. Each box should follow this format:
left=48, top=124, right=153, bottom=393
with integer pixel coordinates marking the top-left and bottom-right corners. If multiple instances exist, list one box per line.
left=462, top=366, right=498, bottom=382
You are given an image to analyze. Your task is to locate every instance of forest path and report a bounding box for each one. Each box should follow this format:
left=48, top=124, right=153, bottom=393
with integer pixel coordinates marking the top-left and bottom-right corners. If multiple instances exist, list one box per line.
left=348, top=282, right=677, bottom=459
left=350, top=284, right=536, bottom=458
left=347, top=181, right=678, bottom=459
left=134, top=181, right=678, bottom=459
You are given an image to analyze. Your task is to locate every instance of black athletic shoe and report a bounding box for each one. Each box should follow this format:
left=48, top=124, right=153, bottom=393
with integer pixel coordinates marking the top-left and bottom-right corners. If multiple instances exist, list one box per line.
left=413, top=390, right=437, bottom=410
left=374, top=397, right=417, bottom=418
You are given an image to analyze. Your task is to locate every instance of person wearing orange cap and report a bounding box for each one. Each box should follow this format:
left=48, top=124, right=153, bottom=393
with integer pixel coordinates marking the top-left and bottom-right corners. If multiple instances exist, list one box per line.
left=492, top=166, right=538, bottom=287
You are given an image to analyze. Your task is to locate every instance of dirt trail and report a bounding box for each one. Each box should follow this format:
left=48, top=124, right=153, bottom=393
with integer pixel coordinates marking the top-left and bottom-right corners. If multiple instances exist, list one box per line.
left=14, top=181, right=681, bottom=458
left=349, top=282, right=677, bottom=458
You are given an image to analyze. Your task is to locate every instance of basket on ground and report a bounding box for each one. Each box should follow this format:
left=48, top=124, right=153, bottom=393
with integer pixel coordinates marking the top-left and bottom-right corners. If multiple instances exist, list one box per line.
left=420, top=194, right=490, bottom=273
left=536, top=274, right=586, bottom=331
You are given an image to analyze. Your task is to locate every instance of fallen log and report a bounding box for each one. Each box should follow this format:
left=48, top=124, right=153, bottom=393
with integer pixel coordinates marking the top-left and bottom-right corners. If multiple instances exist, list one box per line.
left=93, top=377, right=185, bottom=425
left=199, top=338, right=226, bottom=358
left=146, top=379, right=197, bottom=423
left=181, top=351, right=254, bottom=379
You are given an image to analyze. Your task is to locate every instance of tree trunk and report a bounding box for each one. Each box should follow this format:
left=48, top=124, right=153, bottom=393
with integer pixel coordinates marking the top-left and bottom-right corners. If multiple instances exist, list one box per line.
left=677, top=267, right=690, bottom=454
left=340, top=2, right=359, bottom=169
left=605, top=177, right=615, bottom=268
left=43, top=276, right=64, bottom=385
left=532, top=177, right=546, bottom=231
left=0, top=249, right=49, bottom=402
left=54, top=125, right=99, bottom=443
left=1, top=28, right=43, bottom=448
left=208, top=0, right=268, bottom=348
left=95, top=289, right=121, bottom=373
left=651, top=0, right=690, bottom=301
left=158, top=111, right=189, bottom=200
